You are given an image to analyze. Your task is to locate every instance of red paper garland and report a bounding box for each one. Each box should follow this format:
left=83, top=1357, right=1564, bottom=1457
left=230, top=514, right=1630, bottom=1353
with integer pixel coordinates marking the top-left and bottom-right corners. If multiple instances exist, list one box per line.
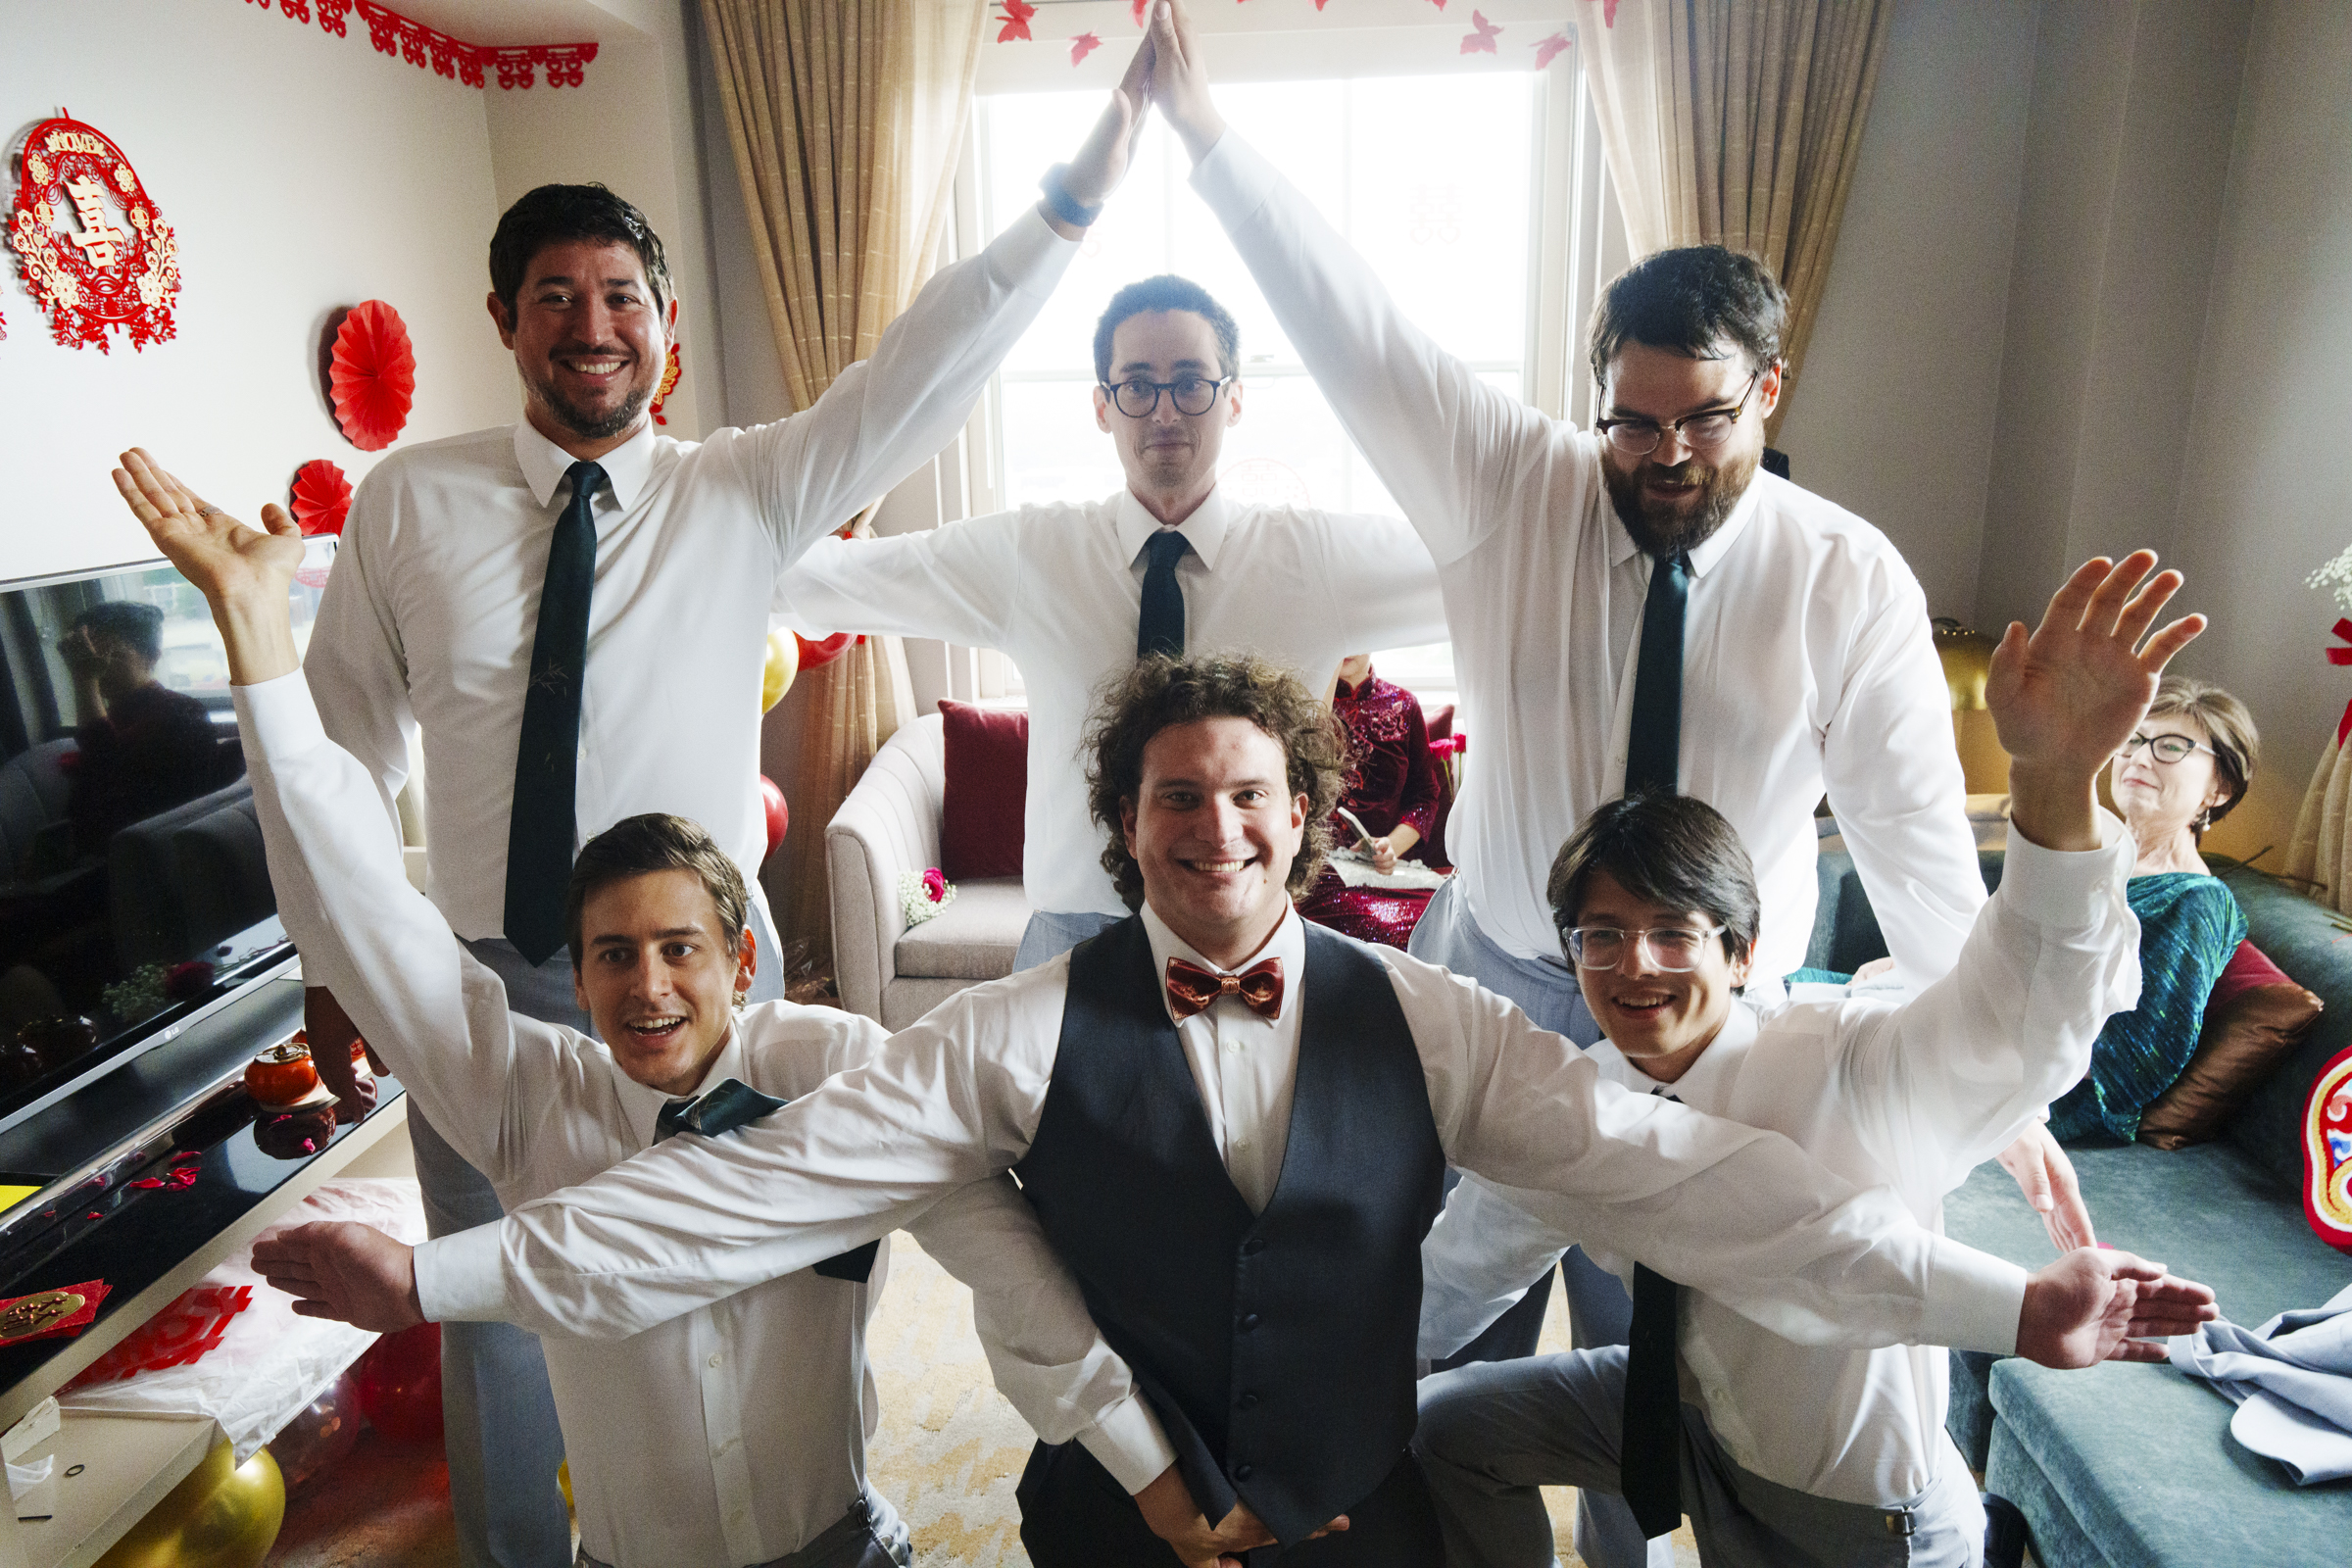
left=329, top=301, right=416, bottom=452
left=239, top=1, right=598, bottom=90
left=649, top=342, right=682, bottom=426
left=290, top=460, right=353, bottom=537
left=8, top=115, right=180, bottom=352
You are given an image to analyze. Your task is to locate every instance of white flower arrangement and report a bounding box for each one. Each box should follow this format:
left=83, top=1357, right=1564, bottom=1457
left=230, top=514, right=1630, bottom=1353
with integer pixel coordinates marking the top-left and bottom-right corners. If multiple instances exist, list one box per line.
left=2310, top=543, right=2352, bottom=616
left=899, top=867, right=956, bottom=927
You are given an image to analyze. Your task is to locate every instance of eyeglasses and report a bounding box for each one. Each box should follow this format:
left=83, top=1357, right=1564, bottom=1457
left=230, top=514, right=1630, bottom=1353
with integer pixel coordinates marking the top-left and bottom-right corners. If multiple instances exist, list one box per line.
left=1593, top=371, right=1761, bottom=459
left=2116, top=732, right=2213, bottom=765
left=1102, top=374, right=1232, bottom=418
left=1563, top=924, right=1728, bottom=972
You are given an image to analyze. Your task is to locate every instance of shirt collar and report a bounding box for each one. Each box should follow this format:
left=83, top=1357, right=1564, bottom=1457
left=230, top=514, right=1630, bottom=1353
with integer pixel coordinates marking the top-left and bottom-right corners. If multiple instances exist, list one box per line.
left=1603, top=469, right=1766, bottom=579
left=1116, top=485, right=1233, bottom=572
left=608, top=1026, right=751, bottom=1152
left=512, top=417, right=658, bottom=513
left=1586, top=995, right=1758, bottom=1106
left=1140, top=901, right=1302, bottom=1026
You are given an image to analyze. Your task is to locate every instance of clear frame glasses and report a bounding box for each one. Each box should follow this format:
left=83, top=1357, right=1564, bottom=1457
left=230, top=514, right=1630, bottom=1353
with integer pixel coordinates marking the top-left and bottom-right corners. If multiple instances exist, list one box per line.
left=2116, top=732, right=2212, bottom=765
left=1593, top=370, right=1761, bottom=459
left=1102, top=374, right=1232, bottom=418
left=1564, top=924, right=1729, bottom=972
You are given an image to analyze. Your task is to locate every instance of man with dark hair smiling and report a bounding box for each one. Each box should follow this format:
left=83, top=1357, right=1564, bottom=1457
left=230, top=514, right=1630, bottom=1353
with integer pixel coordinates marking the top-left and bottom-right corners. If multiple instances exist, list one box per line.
left=198, top=581, right=2217, bottom=1568
left=250, top=44, right=1159, bottom=1567
left=1412, top=551, right=2205, bottom=1565
left=768, top=271, right=1445, bottom=969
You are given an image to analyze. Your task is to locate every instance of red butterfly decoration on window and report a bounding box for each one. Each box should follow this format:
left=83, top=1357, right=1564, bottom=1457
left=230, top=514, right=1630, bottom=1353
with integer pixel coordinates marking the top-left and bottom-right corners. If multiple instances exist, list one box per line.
left=1461, top=10, right=1502, bottom=54
left=1534, top=31, right=1572, bottom=69
left=996, top=0, right=1036, bottom=43
left=1071, top=31, right=1102, bottom=64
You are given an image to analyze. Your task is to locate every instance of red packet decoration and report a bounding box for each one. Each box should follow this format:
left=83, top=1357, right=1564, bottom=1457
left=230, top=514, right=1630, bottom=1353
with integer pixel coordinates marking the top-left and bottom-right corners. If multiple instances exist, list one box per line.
left=1070, top=32, right=1102, bottom=65
left=290, top=460, right=354, bottom=537
left=1462, top=10, right=1502, bottom=54
left=1534, top=31, right=1573, bottom=69
left=2304, top=1042, right=2352, bottom=1255
left=0, top=1280, right=108, bottom=1347
left=996, top=0, right=1036, bottom=42
left=64, top=1285, right=250, bottom=1386
left=9, top=115, right=179, bottom=352
left=329, top=300, right=416, bottom=452
left=649, top=342, right=682, bottom=426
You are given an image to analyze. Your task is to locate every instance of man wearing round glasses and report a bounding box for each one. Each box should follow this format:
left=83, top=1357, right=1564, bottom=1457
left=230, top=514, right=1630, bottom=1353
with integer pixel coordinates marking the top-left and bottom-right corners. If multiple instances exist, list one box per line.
left=770, top=273, right=1445, bottom=971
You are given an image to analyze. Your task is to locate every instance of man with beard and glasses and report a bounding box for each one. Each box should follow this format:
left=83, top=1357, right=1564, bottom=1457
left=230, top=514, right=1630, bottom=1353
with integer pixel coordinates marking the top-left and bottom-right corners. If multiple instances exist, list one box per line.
left=265, top=46, right=1155, bottom=1568
left=1140, top=5, right=2059, bottom=1562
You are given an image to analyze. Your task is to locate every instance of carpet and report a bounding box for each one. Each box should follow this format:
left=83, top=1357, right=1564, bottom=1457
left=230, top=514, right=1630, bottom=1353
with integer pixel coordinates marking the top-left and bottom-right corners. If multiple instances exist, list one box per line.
left=866, top=1235, right=1701, bottom=1567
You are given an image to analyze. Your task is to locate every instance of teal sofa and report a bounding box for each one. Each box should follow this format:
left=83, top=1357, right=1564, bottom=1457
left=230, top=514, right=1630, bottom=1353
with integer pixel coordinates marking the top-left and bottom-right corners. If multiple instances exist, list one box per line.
left=1809, top=850, right=2352, bottom=1564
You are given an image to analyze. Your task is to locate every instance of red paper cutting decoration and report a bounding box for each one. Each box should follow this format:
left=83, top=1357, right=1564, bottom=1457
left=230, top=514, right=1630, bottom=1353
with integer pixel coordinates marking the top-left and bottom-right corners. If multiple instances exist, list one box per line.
left=996, top=0, right=1036, bottom=42
left=1534, top=31, right=1573, bottom=69
left=2303, top=1042, right=2352, bottom=1254
left=1462, top=10, right=1502, bottom=54
left=8, top=115, right=180, bottom=352
left=64, top=1285, right=250, bottom=1386
left=1070, top=31, right=1102, bottom=65
left=290, top=460, right=354, bottom=537
left=649, top=341, right=682, bottom=426
left=329, top=300, right=416, bottom=452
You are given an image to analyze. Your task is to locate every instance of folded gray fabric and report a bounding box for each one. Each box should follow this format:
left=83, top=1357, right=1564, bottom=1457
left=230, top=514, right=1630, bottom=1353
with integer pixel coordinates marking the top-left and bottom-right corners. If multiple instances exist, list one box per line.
left=2171, top=1280, right=2352, bottom=1484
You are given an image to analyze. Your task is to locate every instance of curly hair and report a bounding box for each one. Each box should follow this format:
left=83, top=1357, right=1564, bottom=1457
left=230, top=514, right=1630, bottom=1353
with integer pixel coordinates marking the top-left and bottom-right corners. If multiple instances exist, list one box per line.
left=1085, top=654, right=1346, bottom=912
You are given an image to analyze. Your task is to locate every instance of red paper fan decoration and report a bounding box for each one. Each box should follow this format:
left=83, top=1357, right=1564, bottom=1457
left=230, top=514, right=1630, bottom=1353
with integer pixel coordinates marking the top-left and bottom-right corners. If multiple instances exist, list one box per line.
left=329, top=300, right=416, bottom=452
left=290, top=460, right=353, bottom=537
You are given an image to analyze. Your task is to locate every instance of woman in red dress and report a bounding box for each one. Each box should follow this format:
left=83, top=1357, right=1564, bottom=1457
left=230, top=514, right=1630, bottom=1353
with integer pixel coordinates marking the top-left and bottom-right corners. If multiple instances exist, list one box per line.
left=1296, top=655, right=1445, bottom=949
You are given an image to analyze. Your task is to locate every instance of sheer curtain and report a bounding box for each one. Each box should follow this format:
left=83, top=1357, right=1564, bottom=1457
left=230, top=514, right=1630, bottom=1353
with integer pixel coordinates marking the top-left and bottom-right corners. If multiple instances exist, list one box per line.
left=1575, top=0, right=1893, bottom=436
left=701, top=0, right=985, bottom=972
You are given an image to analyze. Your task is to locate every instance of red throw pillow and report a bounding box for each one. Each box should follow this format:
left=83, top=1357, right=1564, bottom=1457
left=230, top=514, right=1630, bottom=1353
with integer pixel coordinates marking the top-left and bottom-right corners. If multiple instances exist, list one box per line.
left=2209, top=938, right=2293, bottom=1009
left=937, top=700, right=1028, bottom=882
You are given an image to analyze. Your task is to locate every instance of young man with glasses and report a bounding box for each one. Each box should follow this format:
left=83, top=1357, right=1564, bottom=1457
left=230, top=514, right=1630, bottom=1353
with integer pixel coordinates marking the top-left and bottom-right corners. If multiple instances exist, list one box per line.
left=767, top=272, right=1446, bottom=969
left=1414, top=552, right=2206, bottom=1568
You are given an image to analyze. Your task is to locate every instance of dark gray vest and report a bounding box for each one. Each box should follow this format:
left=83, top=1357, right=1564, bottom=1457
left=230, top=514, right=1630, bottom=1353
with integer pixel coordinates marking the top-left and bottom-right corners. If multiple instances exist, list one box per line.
left=1013, top=915, right=1445, bottom=1544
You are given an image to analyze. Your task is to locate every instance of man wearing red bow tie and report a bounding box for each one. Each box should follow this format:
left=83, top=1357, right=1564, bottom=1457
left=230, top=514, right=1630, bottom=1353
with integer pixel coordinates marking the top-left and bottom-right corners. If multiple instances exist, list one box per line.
left=252, top=645, right=2215, bottom=1568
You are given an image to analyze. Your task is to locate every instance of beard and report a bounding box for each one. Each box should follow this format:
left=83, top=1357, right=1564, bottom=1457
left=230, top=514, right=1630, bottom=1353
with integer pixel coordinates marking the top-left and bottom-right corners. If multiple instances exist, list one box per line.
left=1601, top=445, right=1760, bottom=557
left=527, top=354, right=655, bottom=443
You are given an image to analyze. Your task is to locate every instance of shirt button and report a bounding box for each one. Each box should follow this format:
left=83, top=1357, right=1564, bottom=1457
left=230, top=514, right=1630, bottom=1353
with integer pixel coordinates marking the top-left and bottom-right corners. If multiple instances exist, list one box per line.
left=1233, top=1137, right=1250, bottom=1152
left=1238, top=1312, right=1261, bottom=1333
left=1233, top=1462, right=1254, bottom=1482
left=708, top=1352, right=721, bottom=1368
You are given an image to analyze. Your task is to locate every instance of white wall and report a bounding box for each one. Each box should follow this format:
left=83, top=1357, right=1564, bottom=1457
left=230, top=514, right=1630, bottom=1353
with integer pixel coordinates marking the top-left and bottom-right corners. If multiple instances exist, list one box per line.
left=0, top=0, right=514, bottom=583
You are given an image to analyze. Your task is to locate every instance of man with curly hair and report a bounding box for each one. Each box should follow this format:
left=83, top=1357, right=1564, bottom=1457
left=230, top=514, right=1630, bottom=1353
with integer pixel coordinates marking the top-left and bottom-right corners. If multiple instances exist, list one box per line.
left=246, top=639, right=2211, bottom=1568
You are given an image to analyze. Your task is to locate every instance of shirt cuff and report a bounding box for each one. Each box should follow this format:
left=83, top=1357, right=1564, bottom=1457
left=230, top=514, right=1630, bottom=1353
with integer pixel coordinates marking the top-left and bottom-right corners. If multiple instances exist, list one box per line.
left=991, top=202, right=1080, bottom=296
left=1922, top=1234, right=2029, bottom=1354
left=1189, top=130, right=1276, bottom=229
left=412, top=1225, right=512, bottom=1324
left=1074, top=1393, right=1180, bottom=1495
left=1998, top=807, right=2133, bottom=928
left=229, top=669, right=327, bottom=756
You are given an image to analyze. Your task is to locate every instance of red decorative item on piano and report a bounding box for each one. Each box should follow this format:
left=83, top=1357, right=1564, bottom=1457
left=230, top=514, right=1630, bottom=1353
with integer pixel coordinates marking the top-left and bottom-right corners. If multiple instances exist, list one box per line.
left=290, top=460, right=354, bottom=537
left=0, top=1280, right=108, bottom=1348
left=64, top=1285, right=251, bottom=1386
left=329, top=300, right=416, bottom=452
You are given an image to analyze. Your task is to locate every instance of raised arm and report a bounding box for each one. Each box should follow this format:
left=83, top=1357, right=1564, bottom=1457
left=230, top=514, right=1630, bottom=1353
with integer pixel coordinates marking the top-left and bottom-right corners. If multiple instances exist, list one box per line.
left=108, top=452, right=558, bottom=1184
left=1149, top=0, right=1555, bottom=565
left=769, top=513, right=1023, bottom=649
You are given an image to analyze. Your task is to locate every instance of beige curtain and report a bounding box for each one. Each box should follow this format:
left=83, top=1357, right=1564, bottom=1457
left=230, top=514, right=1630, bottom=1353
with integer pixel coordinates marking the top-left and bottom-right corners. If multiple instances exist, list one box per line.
left=702, top=0, right=985, bottom=975
left=1575, top=0, right=1894, bottom=437
left=2287, top=736, right=2352, bottom=913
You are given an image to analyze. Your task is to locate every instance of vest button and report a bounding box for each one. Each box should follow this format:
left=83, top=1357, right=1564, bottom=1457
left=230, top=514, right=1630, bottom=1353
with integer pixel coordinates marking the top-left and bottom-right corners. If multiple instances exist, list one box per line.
left=1238, top=1391, right=1260, bottom=1410
left=1233, top=1462, right=1254, bottom=1482
left=1238, top=1312, right=1261, bottom=1332
left=1241, top=1237, right=1266, bottom=1256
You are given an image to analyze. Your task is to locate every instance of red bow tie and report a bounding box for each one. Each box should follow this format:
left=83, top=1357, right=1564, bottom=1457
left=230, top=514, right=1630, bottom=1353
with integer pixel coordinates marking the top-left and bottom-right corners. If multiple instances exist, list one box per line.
left=1164, top=956, right=1285, bottom=1021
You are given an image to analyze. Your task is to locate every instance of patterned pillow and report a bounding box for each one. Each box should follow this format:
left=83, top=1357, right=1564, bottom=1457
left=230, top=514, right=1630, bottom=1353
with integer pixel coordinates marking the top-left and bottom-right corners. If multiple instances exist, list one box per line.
left=2304, top=1042, right=2352, bottom=1255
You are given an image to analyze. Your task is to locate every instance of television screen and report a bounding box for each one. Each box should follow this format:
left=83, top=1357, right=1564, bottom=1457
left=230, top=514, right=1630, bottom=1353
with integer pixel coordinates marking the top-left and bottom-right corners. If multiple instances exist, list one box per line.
left=0, top=541, right=335, bottom=1125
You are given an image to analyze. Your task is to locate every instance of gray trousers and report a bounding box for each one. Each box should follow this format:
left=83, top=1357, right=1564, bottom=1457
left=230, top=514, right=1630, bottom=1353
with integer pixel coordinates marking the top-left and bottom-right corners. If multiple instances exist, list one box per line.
left=1409, top=882, right=1662, bottom=1566
left=441, top=902, right=787, bottom=1568
left=1414, top=1350, right=1986, bottom=1568
left=576, top=1491, right=910, bottom=1568
left=1013, top=907, right=1121, bottom=971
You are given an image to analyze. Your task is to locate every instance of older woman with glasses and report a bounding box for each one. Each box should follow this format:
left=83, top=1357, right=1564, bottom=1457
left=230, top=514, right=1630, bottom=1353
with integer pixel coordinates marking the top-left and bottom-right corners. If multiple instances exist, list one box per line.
left=2048, top=674, right=2261, bottom=1143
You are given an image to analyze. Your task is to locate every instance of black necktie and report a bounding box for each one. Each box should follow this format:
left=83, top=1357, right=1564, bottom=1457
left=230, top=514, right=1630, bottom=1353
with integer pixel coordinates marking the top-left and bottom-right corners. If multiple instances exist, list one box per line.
left=503, top=460, right=603, bottom=966
left=1624, top=550, right=1690, bottom=796
left=1623, top=1082, right=1687, bottom=1539
left=655, top=1077, right=878, bottom=1283
left=1136, top=529, right=1191, bottom=660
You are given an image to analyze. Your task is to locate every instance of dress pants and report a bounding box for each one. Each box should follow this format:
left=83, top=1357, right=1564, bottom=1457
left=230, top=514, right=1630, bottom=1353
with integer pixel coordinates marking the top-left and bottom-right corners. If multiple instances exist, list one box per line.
left=575, top=1492, right=910, bottom=1568
left=1407, top=880, right=1664, bottom=1566
left=1013, top=908, right=1121, bottom=972
left=1016, top=1441, right=1444, bottom=1568
left=1414, top=1348, right=1987, bottom=1568
left=445, top=901, right=788, bottom=1568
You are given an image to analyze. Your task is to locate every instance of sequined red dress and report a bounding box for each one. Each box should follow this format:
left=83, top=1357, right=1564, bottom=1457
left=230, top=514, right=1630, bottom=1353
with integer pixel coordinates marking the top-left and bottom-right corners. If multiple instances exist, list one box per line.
left=1296, top=667, right=1445, bottom=949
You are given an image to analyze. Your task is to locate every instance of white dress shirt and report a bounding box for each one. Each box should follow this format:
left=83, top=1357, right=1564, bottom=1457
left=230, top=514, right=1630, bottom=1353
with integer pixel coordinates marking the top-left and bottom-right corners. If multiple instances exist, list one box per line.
left=234, top=671, right=1160, bottom=1566
left=770, top=487, right=1446, bottom=916
left=1420, top=816, right=2143, bottom=1506
left=1193, top=134, right=1986, bottom=988
left=409, top=905, right=2040, bottom=1491
left=293, top=209, right=1076, bottom=991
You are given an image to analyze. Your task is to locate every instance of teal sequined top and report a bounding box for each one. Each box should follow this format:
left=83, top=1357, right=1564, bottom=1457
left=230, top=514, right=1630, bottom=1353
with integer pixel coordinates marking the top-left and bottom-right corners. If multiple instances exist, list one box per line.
left=2048, top=872, right=2246, bottom=1144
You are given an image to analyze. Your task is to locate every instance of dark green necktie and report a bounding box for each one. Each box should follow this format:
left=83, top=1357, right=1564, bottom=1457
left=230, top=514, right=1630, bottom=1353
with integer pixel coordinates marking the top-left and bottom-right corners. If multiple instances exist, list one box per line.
left=655, top=1077, right=878, bottom=1283
left=1136, top=528, right=1191, bottom=660
left=1624, top=549, right=1690, bottom=797
left=1623, top=1081, right=1689, bottom=1539
left=503, top=460, right=603, bottom=966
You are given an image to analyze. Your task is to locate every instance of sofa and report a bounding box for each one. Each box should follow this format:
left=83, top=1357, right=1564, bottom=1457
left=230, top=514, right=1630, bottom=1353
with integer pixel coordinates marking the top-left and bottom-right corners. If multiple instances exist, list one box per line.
left=1809, top=847, right=2352, bottom=1565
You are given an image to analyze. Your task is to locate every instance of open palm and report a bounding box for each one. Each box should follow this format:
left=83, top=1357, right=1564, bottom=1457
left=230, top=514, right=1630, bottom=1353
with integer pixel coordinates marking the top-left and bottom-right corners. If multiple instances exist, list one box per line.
left=1986, top=551, right=2206, bottom=779
left=110, top=447, right=305, bottom=606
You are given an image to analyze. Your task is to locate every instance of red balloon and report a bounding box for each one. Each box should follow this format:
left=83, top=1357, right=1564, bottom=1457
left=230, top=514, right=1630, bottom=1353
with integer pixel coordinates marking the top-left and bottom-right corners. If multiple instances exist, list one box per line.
left=759, top=774, right=789, bottom=861
left=794, top=632, right=858, bottom=671
left=353, top=1322, right=444, bottom=1445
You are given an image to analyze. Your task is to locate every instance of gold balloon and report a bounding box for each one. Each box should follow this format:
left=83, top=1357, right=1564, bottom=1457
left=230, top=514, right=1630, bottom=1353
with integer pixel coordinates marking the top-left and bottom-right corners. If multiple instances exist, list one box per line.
left=761, top=629, right=800, bottom=712
left=1932, top=616, right=1998, bottom=713
left=95, top=1443, right=284, bottom=1568
left=558, top=1456, right=574, bottom=1513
